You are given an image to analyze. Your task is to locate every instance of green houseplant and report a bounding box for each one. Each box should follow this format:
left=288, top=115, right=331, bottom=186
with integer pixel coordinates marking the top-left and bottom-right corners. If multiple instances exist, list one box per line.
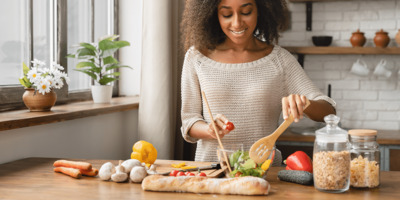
left=67, top=35, right=131, bottom=103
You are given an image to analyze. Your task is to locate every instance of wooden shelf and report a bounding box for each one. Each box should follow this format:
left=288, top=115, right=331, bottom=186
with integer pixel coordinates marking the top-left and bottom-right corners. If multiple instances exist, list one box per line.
left=289, top=0, right=349, bottom=2
left=283, top=46, right=400, bottom=55
left=0, top=96, right=139, bottom=131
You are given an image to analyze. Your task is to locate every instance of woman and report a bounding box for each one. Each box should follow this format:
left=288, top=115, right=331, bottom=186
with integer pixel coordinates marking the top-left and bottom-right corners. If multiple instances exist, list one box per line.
left=180, top=0, right=336, bottom=164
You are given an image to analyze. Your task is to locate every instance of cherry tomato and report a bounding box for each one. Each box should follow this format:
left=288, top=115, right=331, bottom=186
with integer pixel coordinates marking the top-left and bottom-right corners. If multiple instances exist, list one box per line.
left=177, top=171, right=186, bottom=176
left=185, top=172, right=195, bottom=176
left=169, top=170, right=179, bottom=177
left=197, top=172, right=207, bottom=177
left=225, top=121, right=235, bottom=131
left=235, top=172, right=242, bottom=177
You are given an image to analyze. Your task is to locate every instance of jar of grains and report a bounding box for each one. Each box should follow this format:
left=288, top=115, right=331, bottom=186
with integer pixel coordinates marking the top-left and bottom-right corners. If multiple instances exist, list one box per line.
left=348, top=129, right=380, bottom=188
left=313, top=114, right=350, bottom=193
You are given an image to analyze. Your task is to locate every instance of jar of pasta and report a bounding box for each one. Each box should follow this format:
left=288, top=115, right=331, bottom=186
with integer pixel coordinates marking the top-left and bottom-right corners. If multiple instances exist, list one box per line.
left=313, top=114, right=350, bottom=193
left=348, top=129, right=380, bottom=188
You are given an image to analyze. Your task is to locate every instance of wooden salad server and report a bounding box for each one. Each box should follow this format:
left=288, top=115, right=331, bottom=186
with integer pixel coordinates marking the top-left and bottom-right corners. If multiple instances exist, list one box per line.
left=249, top=99, right=311, bottom=164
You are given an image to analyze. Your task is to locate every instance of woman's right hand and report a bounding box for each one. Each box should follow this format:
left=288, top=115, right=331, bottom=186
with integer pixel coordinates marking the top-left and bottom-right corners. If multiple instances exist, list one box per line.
left=207, top=114, right=235, bottom=139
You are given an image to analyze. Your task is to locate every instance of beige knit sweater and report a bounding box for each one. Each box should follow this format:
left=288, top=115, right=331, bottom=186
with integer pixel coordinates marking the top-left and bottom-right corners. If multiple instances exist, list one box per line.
left=181, top=45, right=335, bottom=162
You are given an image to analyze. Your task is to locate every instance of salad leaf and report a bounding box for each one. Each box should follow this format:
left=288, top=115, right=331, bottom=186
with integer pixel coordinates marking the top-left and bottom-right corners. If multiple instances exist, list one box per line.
left=228, top=149, right=265, bottom=178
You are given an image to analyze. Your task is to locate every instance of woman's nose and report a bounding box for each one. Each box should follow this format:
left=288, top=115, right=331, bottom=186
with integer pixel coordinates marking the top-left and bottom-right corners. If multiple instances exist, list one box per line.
left=232, top=13, right=242, bottom=28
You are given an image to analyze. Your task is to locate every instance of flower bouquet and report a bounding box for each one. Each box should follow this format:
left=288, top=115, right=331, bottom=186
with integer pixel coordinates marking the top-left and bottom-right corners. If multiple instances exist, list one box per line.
left=19, top=59, right=69, bottom=94
left=19, top=59, right=69, bottom=111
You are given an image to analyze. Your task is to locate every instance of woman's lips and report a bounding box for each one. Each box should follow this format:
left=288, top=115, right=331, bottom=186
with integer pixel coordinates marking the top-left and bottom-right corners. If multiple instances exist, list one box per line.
left=230, top=28, right=247, bottom=35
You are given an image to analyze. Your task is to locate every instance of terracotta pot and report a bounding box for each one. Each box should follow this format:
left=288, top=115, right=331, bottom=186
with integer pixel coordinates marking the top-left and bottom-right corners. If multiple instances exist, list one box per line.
left=22, top=88, right=57, bottom=111
left=395, top=29, right=400, bottom=47
left=350, top=29, right=366, bottom=47
left=374, top=29, right=390, bottom=48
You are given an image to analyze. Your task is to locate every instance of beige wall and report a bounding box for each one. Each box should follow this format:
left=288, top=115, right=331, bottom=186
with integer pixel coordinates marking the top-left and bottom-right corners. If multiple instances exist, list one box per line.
left=0, top=110, right=138, bottom=164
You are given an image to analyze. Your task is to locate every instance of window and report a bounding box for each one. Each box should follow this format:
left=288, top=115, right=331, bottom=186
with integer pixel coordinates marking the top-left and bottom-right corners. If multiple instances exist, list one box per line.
left=0, top=0, right=117, bottom=111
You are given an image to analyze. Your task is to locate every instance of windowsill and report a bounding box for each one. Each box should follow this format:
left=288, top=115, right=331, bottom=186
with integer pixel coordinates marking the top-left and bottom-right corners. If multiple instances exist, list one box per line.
left=0, top=96, right=140, bottom=131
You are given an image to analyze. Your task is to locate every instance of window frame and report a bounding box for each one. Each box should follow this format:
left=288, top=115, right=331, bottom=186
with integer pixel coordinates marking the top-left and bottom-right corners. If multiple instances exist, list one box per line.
left=0, top=0, right=119, bottom=111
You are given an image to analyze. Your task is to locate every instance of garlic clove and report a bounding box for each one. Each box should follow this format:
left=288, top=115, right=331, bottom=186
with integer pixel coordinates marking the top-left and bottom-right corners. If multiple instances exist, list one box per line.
left=121, top=159, right=142, bottom=173
left=99, top=162, right=116, bottom=181
left=130, top=166, right=148, bottom=183
left=111, top=172, right=128, bottom=183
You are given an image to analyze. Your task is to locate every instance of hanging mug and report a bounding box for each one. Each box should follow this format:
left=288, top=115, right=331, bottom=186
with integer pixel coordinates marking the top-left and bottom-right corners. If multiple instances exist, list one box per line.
left=373, top=59, right=392, bottom=78
left=350, top=59, right=369, bottom=76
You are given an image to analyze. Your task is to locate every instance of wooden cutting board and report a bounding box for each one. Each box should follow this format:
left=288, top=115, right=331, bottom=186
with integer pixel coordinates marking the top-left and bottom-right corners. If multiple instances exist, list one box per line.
left=153, top=160, right=226, bottom=178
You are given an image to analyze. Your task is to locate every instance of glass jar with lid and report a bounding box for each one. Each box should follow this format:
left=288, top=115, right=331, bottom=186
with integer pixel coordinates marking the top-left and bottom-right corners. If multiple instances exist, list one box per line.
left=348, top=129, right=380, bottom=188
left=313, top=114, right=350, bottom=193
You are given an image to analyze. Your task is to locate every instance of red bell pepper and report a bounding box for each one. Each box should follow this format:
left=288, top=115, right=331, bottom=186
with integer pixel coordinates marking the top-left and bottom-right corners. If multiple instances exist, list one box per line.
left=285, top=151, right=313, bottom=173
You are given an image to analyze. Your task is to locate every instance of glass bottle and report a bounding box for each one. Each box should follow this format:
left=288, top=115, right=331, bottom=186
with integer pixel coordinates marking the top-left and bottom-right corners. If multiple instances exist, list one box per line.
left=313, top=114, right=350, bottom=193
left=348, top=129, right=380, bottom=188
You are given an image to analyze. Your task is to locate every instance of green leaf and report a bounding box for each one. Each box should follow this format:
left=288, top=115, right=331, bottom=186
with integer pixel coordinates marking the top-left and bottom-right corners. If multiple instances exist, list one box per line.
left=77, top=48, right=96, bottom=58
left=100, top=34, right=119, bottom=41
left=66, top=54, right=76, bottom=58
left=79, top=42, right=96, bottom=51
left=76, top=61, right=96, bottom=69
left=74, top=69, right=97, bottom=80
left=22, top=62, right=30, bottom=75
left=106, top=64, right=132, bottom=71
left=103, top=56, right=118, bottom=65
left=99, top=39, right=118, bottom=51
left=104, top=72, right=120, bottom=77
left=114, top=40, right=130, bottom=48
left=99, top=77, right=117, bottom=85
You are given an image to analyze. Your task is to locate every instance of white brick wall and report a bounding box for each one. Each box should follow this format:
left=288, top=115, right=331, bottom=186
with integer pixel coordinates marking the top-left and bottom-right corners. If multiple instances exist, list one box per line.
left=281, top=0, right=400, bottom=130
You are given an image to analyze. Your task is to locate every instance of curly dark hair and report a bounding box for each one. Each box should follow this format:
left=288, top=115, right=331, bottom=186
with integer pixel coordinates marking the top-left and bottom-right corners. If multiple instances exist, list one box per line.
left=181, top=0, right=289, bottom=51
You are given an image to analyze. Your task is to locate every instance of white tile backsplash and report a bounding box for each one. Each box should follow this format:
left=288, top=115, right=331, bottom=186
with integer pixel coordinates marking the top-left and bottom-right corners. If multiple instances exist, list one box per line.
left=281, top=0, right=400, bottom=130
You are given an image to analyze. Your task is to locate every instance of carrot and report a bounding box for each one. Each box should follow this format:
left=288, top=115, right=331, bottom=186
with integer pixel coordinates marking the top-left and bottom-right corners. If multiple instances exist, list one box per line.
left=54, top=167, right=82, bottom=179
left=53, top=160, right=92, bottom=170
left=80, top=168, right=99, bottom=177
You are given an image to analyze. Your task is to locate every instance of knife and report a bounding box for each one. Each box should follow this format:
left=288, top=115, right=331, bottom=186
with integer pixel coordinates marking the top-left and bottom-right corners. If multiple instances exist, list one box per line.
left=153, top=163, right=221, bottom=176
left=183, top=163, right=221, bottom=172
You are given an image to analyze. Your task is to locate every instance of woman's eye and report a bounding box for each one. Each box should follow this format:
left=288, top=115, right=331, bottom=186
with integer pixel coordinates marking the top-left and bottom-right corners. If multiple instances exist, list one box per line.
left=222, top=14, right=232, bottom=18
left=242, top=11, right=252, bottom=16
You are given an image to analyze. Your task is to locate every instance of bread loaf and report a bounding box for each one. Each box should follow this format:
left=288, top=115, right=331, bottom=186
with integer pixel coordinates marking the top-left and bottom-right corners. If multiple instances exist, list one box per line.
left=141, top=175, right=270, bottom=195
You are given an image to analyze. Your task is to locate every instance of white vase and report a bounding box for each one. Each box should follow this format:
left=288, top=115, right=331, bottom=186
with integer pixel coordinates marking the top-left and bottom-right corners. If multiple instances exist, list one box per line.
left=91, top=85, right=113, bottom=103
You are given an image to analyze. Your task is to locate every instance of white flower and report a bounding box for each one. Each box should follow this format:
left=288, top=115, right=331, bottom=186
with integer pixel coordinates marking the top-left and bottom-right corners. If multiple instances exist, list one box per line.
left=52, top=62, right=64, bottom=71
left=53, top=78, right=64, bottom=89
left=31, top=59, right=46, bottom=68
left=37, top=79, right=51, bottom=95
left=22, top=59, right=69, bottom=94
left=27, top=68, right=40, bottom=82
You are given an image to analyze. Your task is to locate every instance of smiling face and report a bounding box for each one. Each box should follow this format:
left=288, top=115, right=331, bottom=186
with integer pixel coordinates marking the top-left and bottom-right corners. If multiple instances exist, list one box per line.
left=217, top=0, right=258, bottom=47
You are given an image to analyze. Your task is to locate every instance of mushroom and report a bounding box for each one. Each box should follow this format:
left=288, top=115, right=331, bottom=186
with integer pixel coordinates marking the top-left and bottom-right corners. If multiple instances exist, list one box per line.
left=121, top=159, right=141, bottom=173
left=111, top=160, right=129, bottom=183
left=130, top=166, right=148, bottom=183
left=99, top=162, right=116, bottom=181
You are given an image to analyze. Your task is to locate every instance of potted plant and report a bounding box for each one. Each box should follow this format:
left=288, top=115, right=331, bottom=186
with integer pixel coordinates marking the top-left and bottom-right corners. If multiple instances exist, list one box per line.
left=67, top=35, right=131, bottom=103
left=19, top=59, right=69, bottom=111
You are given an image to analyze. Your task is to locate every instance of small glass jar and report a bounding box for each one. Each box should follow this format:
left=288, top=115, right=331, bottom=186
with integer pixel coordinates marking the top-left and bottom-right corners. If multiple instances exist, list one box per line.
left=313, top=114, right=350, bottom=193
left=348, top=129, right=380, bottom=188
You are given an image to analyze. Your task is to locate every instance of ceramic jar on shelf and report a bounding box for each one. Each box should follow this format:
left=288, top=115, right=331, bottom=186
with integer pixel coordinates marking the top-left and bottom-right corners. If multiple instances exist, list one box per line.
left=395, top=29, right=400, bottom=47
left=374, top=29, right=390, bottom=48
left=22, top=88, right=57, bottom=111
left=350, top=29, right=366, bottom=47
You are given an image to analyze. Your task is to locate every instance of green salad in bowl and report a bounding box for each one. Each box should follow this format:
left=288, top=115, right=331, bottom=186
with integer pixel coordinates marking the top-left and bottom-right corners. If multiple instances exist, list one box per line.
left=218, top=147, right=275, bottom=178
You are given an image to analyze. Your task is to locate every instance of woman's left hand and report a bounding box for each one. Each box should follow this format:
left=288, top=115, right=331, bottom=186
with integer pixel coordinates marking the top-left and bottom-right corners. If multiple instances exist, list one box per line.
left=281, top=94, right=308, bottom=123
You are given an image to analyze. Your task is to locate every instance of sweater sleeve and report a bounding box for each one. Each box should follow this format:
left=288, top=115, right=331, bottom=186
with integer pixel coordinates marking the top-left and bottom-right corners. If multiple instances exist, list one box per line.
left=279, top=47, right=336, bottom=108
left=180, top=48, right=204, bottom=143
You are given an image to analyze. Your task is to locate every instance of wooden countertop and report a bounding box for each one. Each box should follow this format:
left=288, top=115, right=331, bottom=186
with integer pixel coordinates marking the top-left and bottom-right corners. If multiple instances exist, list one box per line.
left=279, top=129, right=400, bottom=145
left=0, top=158, right=399, bottom=200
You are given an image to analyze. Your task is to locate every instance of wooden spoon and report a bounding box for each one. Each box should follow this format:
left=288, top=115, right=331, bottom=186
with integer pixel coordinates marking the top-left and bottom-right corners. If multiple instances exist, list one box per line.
left=249, top=99, right=311, bottom=164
